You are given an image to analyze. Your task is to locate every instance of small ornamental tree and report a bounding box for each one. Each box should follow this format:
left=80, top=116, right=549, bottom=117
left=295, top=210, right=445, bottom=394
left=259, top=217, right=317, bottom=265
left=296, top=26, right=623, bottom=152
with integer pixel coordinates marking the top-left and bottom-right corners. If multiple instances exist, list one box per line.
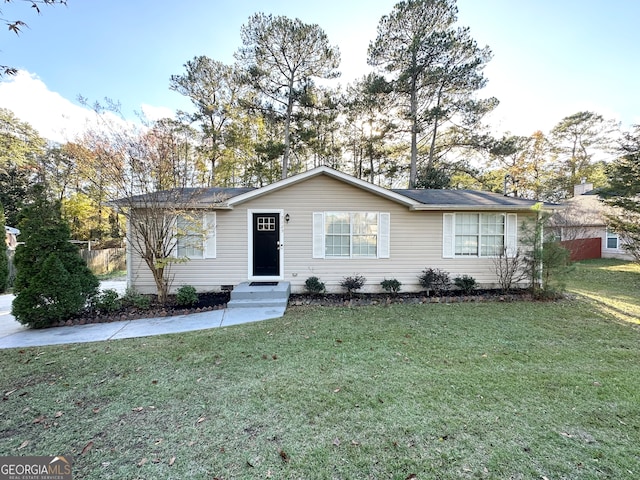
left=12, top=191, right=99, bottom=328
left=0, top=202, right=8, bottom=293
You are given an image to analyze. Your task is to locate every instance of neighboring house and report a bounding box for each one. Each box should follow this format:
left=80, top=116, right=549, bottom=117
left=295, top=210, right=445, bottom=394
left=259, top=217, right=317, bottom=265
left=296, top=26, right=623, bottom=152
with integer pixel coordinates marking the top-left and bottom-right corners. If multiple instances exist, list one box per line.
left=125, top=166, right=556, bottom=294
left=550, top=181, right=633, bottom=261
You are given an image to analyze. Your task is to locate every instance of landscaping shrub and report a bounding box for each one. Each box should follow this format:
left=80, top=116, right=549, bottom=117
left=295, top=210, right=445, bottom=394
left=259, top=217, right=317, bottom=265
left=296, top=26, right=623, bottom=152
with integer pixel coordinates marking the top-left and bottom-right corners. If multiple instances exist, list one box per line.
left=122, top=287, right=151, bottom=310
left=380, top=278, right=402, bottom=296
left=93, top=289, right=122, bottom=314
left=12, top=193, right=99, bottom=328
left=340, top=275, right=366, bottom=296
left=454, top=275, right=477, bottom=294
left=418, top=268, right=451, bottom=295
left=176, top=285, right=198, bottom=307
left=304, top=276, right=326, bottom=295
left=12, top=254, right=98, bottom=328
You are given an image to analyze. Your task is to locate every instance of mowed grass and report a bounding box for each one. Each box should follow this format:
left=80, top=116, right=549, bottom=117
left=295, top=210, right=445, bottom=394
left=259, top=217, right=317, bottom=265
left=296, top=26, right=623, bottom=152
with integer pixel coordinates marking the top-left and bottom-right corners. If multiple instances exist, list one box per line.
left=566, top=259, right=640, bottom=324
left=1, top=261, right=639, bottom=479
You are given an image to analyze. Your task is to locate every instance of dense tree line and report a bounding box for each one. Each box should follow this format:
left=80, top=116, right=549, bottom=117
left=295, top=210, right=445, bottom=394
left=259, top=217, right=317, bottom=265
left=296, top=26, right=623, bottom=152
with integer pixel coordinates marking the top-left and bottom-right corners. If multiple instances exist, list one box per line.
left=0, top=0, right=632, bottom=247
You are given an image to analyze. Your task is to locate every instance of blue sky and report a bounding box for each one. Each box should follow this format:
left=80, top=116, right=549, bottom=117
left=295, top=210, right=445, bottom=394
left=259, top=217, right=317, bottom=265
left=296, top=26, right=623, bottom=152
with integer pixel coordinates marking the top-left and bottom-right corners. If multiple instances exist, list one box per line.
left=1, top=0, right=638, bottom=142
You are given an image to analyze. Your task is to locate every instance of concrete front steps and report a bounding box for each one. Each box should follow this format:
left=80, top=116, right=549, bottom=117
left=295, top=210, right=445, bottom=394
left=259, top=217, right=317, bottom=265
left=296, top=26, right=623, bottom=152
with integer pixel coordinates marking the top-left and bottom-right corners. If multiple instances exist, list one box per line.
left=227, top=281, right=291, bottom=310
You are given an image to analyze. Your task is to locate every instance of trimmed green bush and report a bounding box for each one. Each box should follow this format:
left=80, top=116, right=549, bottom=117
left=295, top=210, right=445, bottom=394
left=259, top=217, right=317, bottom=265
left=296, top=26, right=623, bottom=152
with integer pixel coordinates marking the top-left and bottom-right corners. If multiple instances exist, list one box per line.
left=12, top=193, right=99, bottom=328
left=340, top=275, right=366, bottom=296
left=12, top=254, right=94, bottom=328
left=176, top=285, right=198, bottom=307
left=454, top=275, right=477, bottom=294
left=304, top=276, right=326, bottom=295
left=418, top=268, right=451, bottom=295
left=122, top=287, right=151, bottom=310
left=93, top=289, right=122, bottom=314
left=380, top=278, right=402, bottom=296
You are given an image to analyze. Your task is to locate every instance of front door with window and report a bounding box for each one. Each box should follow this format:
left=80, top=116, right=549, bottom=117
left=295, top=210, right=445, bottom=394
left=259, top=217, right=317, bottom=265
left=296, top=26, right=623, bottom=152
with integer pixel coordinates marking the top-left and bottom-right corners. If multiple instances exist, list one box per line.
left=252, top=213, right=280, bottom=277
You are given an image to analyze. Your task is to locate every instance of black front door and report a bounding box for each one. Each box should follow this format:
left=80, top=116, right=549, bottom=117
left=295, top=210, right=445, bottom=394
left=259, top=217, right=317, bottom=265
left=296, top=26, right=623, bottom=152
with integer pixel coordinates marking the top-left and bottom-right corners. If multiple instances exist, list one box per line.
left=253, top=213, right=280, bottom=276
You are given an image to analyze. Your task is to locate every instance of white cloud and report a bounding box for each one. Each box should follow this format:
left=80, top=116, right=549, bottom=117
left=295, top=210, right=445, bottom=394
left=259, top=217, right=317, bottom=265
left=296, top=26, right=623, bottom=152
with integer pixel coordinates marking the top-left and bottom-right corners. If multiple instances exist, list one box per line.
left=0, top=70, right=95, bottom=143
left=140, top=104, right=176, bottom=122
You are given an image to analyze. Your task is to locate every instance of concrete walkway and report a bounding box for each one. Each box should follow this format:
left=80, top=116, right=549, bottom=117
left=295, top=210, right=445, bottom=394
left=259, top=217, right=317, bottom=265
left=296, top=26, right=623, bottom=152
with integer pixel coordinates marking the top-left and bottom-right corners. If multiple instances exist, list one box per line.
left=0, top=280, right=286, bottom=349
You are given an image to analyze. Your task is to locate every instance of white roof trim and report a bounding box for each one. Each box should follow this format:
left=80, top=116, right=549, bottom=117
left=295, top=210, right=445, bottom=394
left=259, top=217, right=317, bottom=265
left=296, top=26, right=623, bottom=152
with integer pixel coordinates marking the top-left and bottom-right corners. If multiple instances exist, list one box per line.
left=227, top=166, right=422, bottom=208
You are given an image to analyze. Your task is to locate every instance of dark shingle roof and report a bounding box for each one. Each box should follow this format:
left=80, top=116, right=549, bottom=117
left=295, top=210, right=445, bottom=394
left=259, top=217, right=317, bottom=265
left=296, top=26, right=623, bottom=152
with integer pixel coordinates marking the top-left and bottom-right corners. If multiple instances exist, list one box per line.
left=114, top=187, right=255, bottom=207
left=393, top=189, right=555, bottom=209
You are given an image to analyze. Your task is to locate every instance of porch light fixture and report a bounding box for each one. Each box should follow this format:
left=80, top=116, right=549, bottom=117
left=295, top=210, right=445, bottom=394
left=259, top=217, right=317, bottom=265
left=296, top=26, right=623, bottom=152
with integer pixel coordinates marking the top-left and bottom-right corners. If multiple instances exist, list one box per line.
left=285, top=213, right=290, bottom=223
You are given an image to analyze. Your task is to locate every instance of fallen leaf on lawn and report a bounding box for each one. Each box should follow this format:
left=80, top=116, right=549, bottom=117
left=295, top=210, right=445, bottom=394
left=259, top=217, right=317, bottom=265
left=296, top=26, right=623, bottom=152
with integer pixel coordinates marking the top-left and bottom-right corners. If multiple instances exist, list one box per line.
left=154, top=438, right=163, bottom=445
left=151, top=380, right=158, bottom=384
left=18, top=440, right=29, bottom=449
left=168, top=456, right=176, bottom=467
left=54, top=411, right=63, bottom=418
left=560, top=432, right=574, bottom=438
left=132, top=407, right=143, bottom=412
left=332, top=437, right=340, bottom=447
left=406, top=474, right=417, bottom=480
left=81, top=441, right=94, bottom=455
left=351, top=440, right=360, bottom=446
left=333, top=388, right=340, bottom=393
left=151, top=458, right=161, bottom=464
left=32, top=415, right=46, bottom=424
left=196, top=416, right=206, bottom=424
left=279, top=449, right=290, bottom=463
left=272, top=354, right=278, bottom=360
left=92, top=408, right=100, bottom=414
left=4, top=389, right=17, bottom=397
left=137, top=457, right=147, bottom=467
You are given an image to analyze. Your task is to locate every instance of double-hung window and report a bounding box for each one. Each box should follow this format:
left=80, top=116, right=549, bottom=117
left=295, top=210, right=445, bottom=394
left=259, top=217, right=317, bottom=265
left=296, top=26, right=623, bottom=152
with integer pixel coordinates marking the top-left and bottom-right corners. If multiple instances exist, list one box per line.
left=313, top=212, right=390, bottom=259
left=606, top=229, right=619, bottom=249
left=444, top=212, right=517, bottom=258
left=175, top=212, right=217, bottom=259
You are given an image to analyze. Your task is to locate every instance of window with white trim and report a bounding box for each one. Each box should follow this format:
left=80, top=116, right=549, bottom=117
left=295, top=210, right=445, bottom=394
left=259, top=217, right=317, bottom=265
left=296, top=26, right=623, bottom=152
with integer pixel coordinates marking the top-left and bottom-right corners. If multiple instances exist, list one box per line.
left=606, top=229, right=619, bottom=249
left=313, top=212, right=390, bottom=259
left=443, top=212, right=517, bottom=258
left=176, top=212, right=216, bottom=259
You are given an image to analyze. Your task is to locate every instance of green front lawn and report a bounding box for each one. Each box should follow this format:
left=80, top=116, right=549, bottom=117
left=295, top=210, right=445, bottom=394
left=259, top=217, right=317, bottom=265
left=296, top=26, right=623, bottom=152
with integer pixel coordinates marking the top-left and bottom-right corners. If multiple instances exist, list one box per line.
left=1, top=260, right=639, bottom=479
left=566, top=259, right=640, bottom=324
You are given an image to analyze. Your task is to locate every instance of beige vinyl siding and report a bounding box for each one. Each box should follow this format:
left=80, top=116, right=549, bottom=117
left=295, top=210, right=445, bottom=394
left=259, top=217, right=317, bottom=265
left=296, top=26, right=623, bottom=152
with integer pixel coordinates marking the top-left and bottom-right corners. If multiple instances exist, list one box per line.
left=129, top=174, right=537, bottom=294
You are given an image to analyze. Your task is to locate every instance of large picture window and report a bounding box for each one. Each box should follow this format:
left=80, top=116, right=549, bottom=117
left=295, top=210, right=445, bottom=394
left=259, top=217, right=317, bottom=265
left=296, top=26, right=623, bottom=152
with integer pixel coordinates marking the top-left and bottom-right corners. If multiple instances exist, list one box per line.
left=444, top=212, right=516, bottom=258
left=313, top=212, right=390, bottom=259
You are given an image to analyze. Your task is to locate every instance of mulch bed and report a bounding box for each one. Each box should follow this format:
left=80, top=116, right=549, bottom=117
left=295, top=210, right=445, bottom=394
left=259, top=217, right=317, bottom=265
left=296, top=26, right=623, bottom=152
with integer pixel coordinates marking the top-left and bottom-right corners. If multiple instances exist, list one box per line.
left=55, top=289, right=533, bottom=327
left=289, top=289, right=532, bottom=307
left=57, top=292, right=230, bottom=327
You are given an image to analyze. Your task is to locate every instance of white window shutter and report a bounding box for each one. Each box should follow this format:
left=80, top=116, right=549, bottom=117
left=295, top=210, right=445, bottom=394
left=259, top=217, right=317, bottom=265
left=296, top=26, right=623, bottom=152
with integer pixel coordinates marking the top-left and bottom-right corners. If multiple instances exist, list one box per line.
left=312, top=212, right=325, bottom=258
left=204, top=212, right=216, bottom=258
left=442, top=213, right=454, bottom=258
left=167, top=214, right=178, bottom=258
left=378, top=212, right=390, bottom=258
left=506, top=213, right=517, bottom=257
